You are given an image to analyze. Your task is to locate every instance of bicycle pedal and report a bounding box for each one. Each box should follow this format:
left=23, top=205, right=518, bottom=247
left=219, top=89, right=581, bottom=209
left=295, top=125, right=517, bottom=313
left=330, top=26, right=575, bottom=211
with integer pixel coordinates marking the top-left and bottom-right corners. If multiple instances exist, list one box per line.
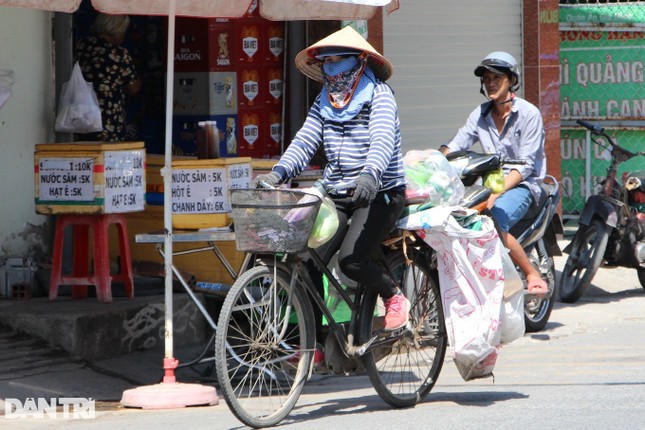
left=380, top=321, right=412, bottom=338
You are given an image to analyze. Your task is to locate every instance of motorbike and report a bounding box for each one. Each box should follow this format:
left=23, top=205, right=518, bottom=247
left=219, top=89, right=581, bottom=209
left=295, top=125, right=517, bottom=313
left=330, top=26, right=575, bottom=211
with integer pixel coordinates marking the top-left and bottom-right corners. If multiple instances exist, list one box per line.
left=446, top=150, right=563, bottom=332
left=559, top=120, right=645, bottom=303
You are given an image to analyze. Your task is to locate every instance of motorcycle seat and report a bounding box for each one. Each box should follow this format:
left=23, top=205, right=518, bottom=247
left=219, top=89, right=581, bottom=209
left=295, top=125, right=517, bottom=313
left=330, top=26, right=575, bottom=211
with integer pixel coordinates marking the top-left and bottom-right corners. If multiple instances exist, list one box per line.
left=509, top=185, right=549, bottom=238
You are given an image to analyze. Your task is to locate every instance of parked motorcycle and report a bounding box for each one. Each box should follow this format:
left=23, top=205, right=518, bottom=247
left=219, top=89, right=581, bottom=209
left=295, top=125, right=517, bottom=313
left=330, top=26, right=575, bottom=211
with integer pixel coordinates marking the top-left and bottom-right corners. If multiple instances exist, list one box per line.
left=559, top=120, right=645, bottom=303
left=447, top=151, right=563, bottom=332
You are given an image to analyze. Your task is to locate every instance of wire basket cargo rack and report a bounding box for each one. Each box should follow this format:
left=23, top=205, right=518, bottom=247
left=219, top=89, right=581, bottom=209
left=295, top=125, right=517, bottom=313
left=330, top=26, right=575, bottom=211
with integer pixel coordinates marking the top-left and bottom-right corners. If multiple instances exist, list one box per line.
left=231, top=188, right=322, bottom=253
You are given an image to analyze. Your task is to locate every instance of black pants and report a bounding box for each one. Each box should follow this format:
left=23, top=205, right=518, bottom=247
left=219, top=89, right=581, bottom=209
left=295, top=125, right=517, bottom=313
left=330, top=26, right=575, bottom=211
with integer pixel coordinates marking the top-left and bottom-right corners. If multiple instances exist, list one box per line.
left=307, top=187, right=406, bottom=343
left=336, top=188, right=406, bottom=297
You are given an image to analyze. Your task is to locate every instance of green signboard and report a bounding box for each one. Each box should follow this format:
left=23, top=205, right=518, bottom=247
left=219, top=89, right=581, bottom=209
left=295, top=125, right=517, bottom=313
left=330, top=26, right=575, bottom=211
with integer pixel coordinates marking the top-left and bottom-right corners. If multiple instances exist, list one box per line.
left=560, top=4, right=645, bottom=25
left=560, top=30, right=645, bottom=121
left=559, top=16, right=645, bottom=215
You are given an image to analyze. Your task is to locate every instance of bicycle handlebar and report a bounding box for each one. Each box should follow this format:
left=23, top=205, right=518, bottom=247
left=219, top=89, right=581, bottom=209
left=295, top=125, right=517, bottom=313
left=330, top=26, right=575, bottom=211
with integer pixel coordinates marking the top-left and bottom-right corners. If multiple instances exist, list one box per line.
left=576, top=119, right=605, bottom=135
left=326, top=181, right=357, bottom=195
left=503, top=158, right=526, bottom=165
left=258, top=180, right=276, bottom=189
left=576, top=119, right=645, bottom=158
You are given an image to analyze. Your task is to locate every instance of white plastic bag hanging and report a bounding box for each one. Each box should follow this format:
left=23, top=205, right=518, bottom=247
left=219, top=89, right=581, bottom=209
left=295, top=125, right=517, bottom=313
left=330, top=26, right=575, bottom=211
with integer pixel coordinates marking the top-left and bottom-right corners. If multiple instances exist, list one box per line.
left=500, top=250, right=525, bottom=345
left=55, top=62, right=103, bottom=133
left=0, top=69, right=16, bottom=111
left=419, top=212, right=504, bottom=381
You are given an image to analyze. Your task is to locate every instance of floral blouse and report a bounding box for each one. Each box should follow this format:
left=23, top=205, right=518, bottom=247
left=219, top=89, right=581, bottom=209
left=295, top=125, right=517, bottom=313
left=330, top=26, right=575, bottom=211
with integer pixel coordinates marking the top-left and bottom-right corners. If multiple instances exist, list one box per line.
left=75, top=36, right=138, bottom=142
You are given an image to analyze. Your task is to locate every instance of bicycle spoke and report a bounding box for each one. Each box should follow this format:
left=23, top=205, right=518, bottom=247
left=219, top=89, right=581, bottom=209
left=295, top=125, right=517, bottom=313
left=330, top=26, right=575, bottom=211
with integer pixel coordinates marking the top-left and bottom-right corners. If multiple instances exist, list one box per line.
left=216, top=265, right=314, bottom=428
left=361, top=250, right=447, bottom=408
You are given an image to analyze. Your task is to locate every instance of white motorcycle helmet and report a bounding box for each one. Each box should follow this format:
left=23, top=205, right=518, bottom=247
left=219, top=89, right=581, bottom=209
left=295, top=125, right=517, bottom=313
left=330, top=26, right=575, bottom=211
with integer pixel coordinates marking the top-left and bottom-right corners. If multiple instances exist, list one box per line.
left=474, top=51, right=521, bottom=93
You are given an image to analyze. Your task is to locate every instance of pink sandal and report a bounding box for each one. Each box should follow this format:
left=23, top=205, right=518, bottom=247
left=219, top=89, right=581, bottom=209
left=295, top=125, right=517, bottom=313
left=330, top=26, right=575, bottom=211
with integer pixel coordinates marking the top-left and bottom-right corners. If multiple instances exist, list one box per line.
left=526, top=276, right=548, bottom=296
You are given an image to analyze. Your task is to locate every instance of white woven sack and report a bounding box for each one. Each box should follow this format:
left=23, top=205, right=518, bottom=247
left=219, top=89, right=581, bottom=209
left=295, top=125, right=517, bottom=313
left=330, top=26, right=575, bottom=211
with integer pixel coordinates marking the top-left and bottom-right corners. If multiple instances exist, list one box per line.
left=421, top=214, right=504, bottom=381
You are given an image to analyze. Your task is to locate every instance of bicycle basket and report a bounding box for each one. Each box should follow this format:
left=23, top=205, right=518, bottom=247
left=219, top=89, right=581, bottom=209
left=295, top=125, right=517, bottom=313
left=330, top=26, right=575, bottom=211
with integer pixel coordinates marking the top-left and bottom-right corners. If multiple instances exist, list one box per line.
left=231, top=188, right=322, bottom=253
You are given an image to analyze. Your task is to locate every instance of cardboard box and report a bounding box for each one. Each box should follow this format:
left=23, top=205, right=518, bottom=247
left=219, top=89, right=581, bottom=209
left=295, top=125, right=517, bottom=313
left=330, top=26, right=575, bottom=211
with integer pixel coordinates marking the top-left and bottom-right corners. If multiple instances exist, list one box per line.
left=172, top=71, right=238, bottom=116
left=170, top=16, right=285, bottom=73
left=34, top=142, right=146, bottom=215
left=235, top=20, right=262, bottom=65
left=170, top=157, right=252, bottom=229
left=266, top=109, right=283, bottom=151
left=244, top=0, right=259, bottom=18
left=263, top=21, right=285, bottom=64
left=238, top=108, right=281, bottom=159
left=171, top=18, right=236, bottom=73
left=237, top=109, right=262, bottom=156
left=265, top=66, right=283, bottom=107
left=237, top=66, right=265, bottom=108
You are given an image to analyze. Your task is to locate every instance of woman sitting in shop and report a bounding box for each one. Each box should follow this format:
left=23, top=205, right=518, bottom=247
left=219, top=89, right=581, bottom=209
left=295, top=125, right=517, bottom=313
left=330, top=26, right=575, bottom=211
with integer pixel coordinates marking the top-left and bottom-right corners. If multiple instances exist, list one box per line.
left=76, top=13, right=141, bottom=142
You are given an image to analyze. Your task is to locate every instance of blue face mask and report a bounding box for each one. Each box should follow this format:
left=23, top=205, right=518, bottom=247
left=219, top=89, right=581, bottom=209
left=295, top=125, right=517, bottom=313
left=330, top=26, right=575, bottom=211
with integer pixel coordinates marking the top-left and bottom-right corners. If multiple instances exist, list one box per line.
left=319, top=55, right=377, bottom=122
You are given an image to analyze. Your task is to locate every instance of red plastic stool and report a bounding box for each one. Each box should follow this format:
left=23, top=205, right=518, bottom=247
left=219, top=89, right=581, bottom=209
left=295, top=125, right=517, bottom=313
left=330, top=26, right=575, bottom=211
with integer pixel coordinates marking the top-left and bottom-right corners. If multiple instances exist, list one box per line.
left=49, top=213, right=134, bottom=303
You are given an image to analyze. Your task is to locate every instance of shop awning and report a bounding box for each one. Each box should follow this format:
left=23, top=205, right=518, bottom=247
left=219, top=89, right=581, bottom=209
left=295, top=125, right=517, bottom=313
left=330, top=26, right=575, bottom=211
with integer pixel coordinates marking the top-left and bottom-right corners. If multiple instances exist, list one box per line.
left=0, top=0, right=399, bottom=20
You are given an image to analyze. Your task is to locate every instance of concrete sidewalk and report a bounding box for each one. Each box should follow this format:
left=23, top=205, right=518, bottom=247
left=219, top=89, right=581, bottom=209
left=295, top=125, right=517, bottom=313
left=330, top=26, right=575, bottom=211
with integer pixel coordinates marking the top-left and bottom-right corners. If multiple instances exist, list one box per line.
left=0, top=329, right=218, bottom=402
left=0, top=278, right=223, bottom=413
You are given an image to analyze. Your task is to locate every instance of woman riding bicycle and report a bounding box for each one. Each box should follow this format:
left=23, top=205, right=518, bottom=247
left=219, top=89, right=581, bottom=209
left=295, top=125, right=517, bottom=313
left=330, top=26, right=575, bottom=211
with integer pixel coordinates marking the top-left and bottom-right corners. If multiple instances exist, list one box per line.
left=254, top=25, right=409, bottom=331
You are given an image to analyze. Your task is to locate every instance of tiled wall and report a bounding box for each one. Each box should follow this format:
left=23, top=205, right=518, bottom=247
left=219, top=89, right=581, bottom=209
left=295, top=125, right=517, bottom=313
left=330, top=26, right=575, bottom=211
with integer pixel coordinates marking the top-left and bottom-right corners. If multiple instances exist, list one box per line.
left=523, top=0, right=562, bottom=182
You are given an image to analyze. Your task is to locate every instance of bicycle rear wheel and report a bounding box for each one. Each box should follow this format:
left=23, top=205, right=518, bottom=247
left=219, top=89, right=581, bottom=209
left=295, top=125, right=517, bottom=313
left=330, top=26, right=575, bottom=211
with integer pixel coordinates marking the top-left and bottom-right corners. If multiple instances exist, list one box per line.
left=215, top=264, right=315, bottom=428
left=359, top=248, right=447, bottom=407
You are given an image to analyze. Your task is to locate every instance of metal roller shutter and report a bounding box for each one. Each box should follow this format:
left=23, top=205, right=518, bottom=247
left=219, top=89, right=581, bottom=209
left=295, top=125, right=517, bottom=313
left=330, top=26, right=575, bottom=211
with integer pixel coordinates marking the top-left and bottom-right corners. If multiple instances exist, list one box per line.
left=384, top=0, right=523, bottom=151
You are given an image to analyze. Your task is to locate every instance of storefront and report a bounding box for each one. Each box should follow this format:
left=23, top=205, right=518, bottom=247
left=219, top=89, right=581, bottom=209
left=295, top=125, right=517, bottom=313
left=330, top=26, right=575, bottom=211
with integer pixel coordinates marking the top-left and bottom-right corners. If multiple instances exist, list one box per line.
left=0, top=2, right=384, bottom=295
left=0, top=0, right=563, bottom=296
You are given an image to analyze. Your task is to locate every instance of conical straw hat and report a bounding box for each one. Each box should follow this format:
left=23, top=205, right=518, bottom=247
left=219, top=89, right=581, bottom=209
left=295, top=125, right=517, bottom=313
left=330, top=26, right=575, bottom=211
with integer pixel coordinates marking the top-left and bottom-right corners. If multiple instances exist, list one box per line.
left=295, top=25, right=393, bottom=82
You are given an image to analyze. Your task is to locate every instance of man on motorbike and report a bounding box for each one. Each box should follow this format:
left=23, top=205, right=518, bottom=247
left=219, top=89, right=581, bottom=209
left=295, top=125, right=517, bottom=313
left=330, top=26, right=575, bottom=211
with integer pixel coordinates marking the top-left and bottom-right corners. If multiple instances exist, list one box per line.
left=439, top=51, right=548, bottom=296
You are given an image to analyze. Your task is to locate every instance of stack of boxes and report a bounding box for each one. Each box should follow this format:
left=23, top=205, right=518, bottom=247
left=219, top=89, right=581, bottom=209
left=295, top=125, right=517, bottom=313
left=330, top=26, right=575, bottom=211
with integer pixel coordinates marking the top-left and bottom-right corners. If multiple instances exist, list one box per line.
left=170, top=3, right=284, bottom=159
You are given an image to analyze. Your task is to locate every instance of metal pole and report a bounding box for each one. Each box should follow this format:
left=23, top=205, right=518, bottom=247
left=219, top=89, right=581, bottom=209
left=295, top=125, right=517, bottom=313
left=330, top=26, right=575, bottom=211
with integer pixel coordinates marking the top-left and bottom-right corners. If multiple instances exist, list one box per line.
left=162, top=0, right=177, bottom=383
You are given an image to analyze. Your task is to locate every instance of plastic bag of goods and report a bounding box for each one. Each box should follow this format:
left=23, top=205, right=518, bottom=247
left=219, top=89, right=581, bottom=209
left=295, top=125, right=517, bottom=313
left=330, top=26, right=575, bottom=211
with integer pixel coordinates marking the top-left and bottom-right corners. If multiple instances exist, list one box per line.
left=308, top=196, right=339, bottom=248
left=403, top=149, right=465, bottom=207
left=484, top=168, right=505, bottom=194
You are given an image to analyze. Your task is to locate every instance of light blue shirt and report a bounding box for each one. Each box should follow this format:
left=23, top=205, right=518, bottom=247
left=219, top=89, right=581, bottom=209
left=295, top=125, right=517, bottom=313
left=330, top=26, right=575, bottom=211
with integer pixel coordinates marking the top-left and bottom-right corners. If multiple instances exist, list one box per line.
left=444, top=97, right=546, bottom=203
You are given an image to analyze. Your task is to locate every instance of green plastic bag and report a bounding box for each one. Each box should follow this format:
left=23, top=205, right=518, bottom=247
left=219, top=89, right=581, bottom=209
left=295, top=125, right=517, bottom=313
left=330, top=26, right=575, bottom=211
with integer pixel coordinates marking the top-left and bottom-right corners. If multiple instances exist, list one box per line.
left=483, top=168, right=505, bottom=194
left=308, top=196, right=339, bottom=248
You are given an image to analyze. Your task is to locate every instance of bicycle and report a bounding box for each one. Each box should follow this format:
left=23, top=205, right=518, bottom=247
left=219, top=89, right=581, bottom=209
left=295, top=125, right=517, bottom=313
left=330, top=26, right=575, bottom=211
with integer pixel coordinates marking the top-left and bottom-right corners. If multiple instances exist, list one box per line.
left=215, top=187, right=448, bottom=428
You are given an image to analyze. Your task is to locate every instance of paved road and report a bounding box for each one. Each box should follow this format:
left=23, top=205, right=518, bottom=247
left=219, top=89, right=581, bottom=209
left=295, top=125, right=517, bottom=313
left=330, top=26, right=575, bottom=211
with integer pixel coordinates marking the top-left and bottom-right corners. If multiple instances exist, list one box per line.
left=4, top=244, right=645, bottom=429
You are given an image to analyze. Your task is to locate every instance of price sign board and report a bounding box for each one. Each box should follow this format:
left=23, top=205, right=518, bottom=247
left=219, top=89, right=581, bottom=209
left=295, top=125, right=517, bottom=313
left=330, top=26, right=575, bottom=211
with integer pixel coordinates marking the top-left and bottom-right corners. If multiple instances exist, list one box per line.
left=34, top=142, right=146, bottom=214
left=38, top=158, right=95, bottom=201
left=104, top=150, right=145, bottom=213
left=170, top=161, right=252, bottom=215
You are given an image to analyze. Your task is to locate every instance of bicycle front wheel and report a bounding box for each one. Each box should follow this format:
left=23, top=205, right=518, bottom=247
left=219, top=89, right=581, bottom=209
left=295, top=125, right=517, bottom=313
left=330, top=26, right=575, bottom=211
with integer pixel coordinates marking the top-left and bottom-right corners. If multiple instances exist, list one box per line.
left=215, top=264, right=315, bottom=428
left=560, top=219, right=609, bottom=303
left=359, top=249, right=447, bottom=408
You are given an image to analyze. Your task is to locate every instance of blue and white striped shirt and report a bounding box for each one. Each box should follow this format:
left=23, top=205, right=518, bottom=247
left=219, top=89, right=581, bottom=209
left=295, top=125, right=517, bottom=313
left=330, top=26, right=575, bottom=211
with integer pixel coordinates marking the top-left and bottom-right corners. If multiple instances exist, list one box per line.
left=274, top=82, right=406, bottom=191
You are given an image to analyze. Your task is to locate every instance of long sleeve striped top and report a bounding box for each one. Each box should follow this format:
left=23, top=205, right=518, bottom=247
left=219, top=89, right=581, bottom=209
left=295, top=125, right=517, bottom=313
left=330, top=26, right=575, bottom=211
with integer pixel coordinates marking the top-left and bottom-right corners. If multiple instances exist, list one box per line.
left=274, top=82, right=406, bottom=191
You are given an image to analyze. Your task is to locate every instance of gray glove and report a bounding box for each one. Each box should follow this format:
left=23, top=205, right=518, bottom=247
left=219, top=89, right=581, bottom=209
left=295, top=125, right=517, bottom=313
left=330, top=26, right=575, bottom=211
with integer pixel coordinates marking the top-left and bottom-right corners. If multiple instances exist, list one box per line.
left=352, top=174, right=378, bottom=207
left=254, top=171, right=282, bottom=188
left=312, top=180, right=328, bottom=197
